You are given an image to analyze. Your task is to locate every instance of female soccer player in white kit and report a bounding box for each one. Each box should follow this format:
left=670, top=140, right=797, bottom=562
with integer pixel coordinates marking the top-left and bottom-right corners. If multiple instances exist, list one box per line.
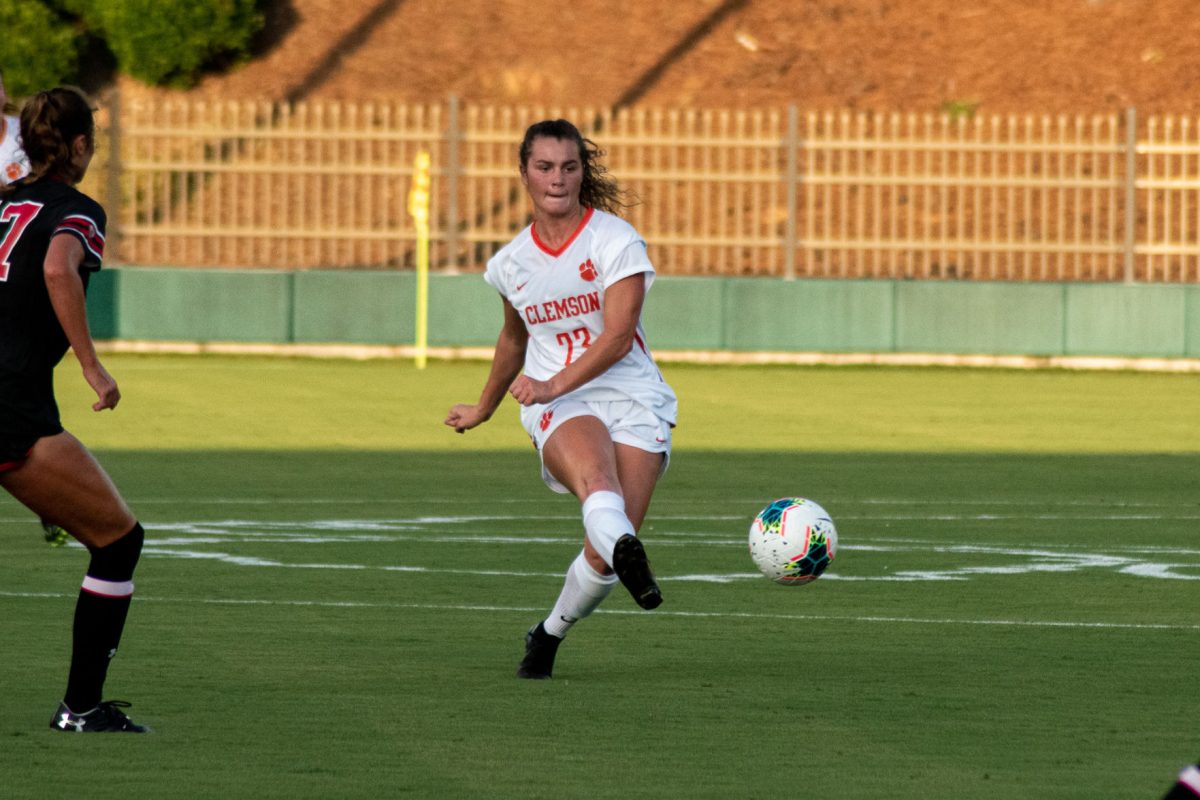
left=0, top=69, right=32, bottom=184
left=445, top=119, right=677, bottom=679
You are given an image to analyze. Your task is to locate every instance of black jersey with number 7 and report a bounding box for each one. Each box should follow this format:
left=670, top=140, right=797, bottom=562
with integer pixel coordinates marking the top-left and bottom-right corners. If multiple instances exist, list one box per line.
left=0, top=179, right=106, bottom=437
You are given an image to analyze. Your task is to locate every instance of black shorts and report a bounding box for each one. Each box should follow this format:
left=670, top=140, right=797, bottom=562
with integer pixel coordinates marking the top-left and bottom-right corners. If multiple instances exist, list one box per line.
left=0, top=432, right=43, bottom=473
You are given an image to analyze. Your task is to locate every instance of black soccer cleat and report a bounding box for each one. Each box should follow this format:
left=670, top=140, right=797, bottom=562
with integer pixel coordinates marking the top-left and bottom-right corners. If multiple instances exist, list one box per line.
left=612, top=534, right=663, bottom=610
left=50, top=700, right=150, bottom=733
left=516, top=622, right=562, bottom=680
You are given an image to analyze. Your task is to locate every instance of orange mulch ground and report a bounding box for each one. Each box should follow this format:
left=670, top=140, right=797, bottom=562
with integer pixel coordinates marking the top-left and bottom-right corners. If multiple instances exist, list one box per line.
left=119, top=0, right=1200, bottom=116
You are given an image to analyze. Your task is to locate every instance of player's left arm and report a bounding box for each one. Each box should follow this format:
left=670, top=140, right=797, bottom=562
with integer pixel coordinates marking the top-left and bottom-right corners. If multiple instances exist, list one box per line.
left=509, top=272, right=646, bottom=406
left=44, top=233, right=119, bottom=411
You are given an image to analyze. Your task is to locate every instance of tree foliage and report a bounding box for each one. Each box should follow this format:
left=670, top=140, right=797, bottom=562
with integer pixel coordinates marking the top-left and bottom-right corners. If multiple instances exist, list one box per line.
left=0, top=0, right=263, bottom=96
left=0, top=0, right=82, bottom=97
left=82, top=0, right=263, bottom=87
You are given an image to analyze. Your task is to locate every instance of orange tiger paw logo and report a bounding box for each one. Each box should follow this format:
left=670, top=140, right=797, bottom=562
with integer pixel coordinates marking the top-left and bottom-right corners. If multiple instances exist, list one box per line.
left=578, top=259, right=597, bottom=281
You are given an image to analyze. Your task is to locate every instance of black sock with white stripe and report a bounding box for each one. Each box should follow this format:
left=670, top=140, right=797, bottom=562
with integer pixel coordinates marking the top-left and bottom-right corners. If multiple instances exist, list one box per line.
left=1162, top=762, right=1200, bottom=799
left=63, top=523, right=144, bottom=713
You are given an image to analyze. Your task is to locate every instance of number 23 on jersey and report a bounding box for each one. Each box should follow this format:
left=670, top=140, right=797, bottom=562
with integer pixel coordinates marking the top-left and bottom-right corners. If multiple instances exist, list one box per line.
left=555, top=326, right=592, bottom=365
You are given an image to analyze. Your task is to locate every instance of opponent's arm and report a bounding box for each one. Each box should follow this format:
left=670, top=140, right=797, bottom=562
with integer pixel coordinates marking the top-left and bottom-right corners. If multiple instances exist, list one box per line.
left=44, top=233, right=119, bottom=411
left=508, top=272, right=645, bottom=407
left=445, top=296, right=528, bottom=432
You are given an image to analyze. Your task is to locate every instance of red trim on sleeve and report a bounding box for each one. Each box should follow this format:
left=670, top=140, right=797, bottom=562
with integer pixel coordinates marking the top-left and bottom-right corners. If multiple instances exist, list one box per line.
left=0, top=449, right=32, bottom=473
left=55, top=215, right=105, bottom=260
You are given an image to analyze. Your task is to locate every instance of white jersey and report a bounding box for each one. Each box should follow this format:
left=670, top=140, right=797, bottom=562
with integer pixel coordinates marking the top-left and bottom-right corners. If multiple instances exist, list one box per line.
left=0, top=115, right=29, bottom=184
left=484, top=207, right=677, bottom=425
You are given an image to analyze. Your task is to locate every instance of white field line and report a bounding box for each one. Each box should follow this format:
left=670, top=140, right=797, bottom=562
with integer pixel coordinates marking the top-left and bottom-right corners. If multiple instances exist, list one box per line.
left=7, top=516, right=1200, bottom=583
left=126, top=518, right=1200, bottom=552
left=93, top=339, right=1200, bottom=373
left=131, top=533, right=1200, bottom=556
left=7, top=515, right=1200, bottom=560
left=132, top=545, right=1200, bottom=583
left=1, top=590, right=1195, bottom=632
left=127, top=516, right=1200, bottom=582
left=25, top=497, right=1200, bottom=509
left=6, top=511, right=1200, bottom=529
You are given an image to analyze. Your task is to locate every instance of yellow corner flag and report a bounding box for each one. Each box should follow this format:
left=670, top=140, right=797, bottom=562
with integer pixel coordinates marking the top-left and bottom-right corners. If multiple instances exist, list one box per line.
left=408, top=151, right=432, bottom=369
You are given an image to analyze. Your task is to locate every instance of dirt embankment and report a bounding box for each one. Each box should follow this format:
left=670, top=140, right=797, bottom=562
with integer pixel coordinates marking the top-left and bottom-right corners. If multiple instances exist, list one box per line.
left=120, top=0, right=1200, bottom=116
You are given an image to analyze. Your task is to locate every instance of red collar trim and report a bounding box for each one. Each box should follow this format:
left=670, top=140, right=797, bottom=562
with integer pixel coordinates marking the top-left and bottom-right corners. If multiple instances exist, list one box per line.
left=531, top=207, right=594, bottom=257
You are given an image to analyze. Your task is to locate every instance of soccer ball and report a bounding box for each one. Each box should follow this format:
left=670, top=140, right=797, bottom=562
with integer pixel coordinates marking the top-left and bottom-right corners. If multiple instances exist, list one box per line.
left=748, top=498, right=838, bottom=585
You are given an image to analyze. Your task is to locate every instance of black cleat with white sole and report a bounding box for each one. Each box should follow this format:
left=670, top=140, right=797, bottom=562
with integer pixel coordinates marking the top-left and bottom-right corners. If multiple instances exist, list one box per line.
left=50, top=701, right=150, bottom=733
left=612, top=534, right=662, bottom=610
left=516, top=622, right=562, bottom=679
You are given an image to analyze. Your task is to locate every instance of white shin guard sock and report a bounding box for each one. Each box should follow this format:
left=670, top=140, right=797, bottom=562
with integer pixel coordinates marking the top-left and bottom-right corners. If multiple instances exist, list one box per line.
left=581, top=490, right=636, bottom=568
left=544, top=551, right=618, bottom=638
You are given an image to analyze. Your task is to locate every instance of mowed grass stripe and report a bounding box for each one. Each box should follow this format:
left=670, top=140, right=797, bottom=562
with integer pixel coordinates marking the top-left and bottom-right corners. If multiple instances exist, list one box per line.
left=51, top=354, right=1200, bottom=452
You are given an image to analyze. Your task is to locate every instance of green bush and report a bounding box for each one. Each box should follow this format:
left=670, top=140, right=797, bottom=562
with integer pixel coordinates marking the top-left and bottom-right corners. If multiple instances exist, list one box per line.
left=1, top=1, right=264, bottom=94
left=79, top=0, right=263, bottom=87
left=0, top=0, right=83, bottom=97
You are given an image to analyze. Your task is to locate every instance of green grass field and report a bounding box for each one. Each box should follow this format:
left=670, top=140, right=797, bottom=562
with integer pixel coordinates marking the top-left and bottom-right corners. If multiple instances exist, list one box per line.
left=2, top=355, right=1198, bottom=799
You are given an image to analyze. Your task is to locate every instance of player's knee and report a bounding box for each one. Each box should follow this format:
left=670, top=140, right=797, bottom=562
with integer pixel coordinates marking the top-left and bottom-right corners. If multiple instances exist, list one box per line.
left=579, top=473, right=623, bottom=502
left=87, top=522, right=144, bottom=582
left=62, top=493, right=136, bottom=549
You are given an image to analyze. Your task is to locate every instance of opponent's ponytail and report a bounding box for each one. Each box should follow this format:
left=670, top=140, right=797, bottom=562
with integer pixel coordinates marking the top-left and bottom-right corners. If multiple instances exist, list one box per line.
left=16, top=87, right=95, bottom=188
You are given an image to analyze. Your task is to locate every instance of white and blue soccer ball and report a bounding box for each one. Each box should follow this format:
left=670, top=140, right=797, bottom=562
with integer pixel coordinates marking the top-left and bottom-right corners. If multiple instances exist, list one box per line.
left=748, top=497, right=838, bottom=585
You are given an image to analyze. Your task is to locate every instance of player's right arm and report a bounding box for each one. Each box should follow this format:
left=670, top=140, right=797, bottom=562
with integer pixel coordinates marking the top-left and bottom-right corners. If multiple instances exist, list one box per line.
left=445, top=296, right=528, bottom=433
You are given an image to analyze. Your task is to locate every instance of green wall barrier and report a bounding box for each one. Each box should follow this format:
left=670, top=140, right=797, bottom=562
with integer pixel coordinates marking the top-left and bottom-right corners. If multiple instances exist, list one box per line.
left=642, top=277, right=727, bottom=350
left=87, top=268, right=119, bottom=340
left=426, top=274, right=504, bottom=347
left=1064, top=284, right=1188, bottom=357
left=101, top=268, right=293, bottom=342
left=895, top=282, right=1065, bottom=355
left=293, top=271, right=413, bottom=344
left=720, top=278, right=894, bottom=352
left=84, top=267, right=1200, bottom=359
left=1187, top=287, right=1200, bottom=357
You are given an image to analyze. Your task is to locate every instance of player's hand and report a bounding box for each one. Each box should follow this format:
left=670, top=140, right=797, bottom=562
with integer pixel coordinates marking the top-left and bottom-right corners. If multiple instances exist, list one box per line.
left=83, top=362, right=120, bottom=411
left=508, top=375, right=555, bottom=406
left=445, top=403, right=490, bottom=433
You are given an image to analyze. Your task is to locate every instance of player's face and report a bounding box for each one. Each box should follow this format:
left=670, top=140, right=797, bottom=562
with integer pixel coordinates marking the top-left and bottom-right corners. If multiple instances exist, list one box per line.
left=521, top=136, right=583, bottom=219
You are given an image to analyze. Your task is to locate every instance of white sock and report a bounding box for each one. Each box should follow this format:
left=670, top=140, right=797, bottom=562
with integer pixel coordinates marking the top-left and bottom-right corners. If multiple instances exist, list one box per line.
left=581, top=490, right=635, bottom=567
left=544, top=551, right=618, bottom=638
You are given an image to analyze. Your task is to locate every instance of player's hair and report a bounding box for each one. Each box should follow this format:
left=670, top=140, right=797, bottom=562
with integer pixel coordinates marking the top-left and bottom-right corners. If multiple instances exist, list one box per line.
left=6, top=87, right=95, bottom=194
left=518, top=119, right=633, bottom=214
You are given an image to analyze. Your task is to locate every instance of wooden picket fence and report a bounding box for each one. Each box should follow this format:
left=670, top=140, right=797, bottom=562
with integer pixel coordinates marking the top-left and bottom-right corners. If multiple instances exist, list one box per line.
left=80, top=95, right=1200, bottom=282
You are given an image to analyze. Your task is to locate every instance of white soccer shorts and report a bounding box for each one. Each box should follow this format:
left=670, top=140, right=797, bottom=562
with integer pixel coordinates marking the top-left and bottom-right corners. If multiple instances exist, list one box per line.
left=519, top=396, right=672, bottom=494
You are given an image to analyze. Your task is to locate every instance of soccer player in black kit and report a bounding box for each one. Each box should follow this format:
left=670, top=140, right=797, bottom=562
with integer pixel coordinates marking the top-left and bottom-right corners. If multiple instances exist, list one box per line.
left=0, top=87, right=149, bottom=733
